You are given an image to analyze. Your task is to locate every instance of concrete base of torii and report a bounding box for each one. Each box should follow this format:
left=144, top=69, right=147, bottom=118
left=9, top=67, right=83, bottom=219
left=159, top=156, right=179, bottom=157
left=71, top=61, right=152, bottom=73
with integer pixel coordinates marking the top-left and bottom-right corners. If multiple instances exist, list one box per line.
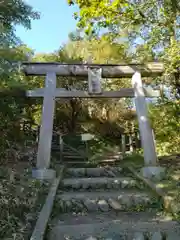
left=141, top=166, right=166, bottom=181
left=32, top=169, right=56, bottom=181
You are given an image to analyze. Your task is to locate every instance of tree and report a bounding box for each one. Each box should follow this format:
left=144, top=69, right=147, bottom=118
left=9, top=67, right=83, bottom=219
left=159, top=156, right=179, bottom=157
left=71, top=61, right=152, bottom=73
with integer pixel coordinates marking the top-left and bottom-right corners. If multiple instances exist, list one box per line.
left=67, top=1, right=180, bottom=155
left=53, top=34, right=134, bottom=134
left=0, top=1, right=40, bottom=151
left=0, top=0, right=39, bottom=47
left=0, top=0, right=40, bottom=78
left=68, top=0, right=180, bottom=94
left=0, top=44, right=42, bottom=163
left=149, top=99, right=180, bottom=154
left=67, top=1, right=180, bottom=45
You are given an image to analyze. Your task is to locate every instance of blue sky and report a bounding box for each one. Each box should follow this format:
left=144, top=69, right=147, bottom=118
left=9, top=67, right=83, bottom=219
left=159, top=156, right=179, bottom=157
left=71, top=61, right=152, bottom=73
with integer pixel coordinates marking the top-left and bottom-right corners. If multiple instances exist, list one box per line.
left=16, top=0, right=78, bottom=53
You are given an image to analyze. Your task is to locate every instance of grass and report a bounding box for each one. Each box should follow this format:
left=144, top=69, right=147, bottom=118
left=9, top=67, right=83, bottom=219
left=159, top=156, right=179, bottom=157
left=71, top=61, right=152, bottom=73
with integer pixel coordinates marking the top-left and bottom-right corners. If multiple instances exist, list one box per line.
left=124, top=152, right=180, bottom=219
left=87, top=137, right=122, bottom=164
left=122, top=153, right=144, bottom=168
left=0, top=163, right=50, bottom=240
left=153, top=155, right=180, bottom=219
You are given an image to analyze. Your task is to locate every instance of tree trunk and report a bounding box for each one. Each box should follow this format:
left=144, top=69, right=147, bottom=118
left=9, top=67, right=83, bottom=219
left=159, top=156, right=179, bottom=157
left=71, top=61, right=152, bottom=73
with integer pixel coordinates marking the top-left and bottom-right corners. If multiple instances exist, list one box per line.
left=174, top=72, right=180, bottom=98
left=69, top=98, right=81, bottom=132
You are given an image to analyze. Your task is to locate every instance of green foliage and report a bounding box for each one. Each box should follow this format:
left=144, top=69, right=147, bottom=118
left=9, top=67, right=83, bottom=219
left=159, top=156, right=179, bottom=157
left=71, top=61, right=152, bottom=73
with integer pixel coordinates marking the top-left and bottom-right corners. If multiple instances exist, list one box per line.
left=0, top=0, right=39, bottom=47
left=0, top=0, right=40, bottom=162
left=163, top=39, right=180, bottom=74
left=68, top=0, right=180, bottom=47
left=68, top=0, right=180, bottom=84
left=67, top=0, right=180, bottom=156
left=149, top=99, right=180, bottom=155
left=0, top=0, right=39, bottom=82
left=53, top=36, right=133, bottom=133
left=0, top=1, right=180, bottom=236
left=0, top=0, right=179, bottom=163
left=0, top=167, right=49, bottom=239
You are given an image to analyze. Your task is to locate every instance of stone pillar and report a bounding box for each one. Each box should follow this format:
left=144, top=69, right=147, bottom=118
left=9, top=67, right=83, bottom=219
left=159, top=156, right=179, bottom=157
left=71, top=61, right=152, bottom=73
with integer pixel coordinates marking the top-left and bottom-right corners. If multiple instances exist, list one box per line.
left=132, top=72, right=165, bottom=180
left=32, top=72, right=56, bottom=180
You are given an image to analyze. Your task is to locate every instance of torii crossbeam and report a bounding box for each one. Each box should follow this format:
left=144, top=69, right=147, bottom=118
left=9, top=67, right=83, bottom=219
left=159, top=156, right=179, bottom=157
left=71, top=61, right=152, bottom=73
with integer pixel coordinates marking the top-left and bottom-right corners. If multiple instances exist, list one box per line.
left=22, top=62, right=165, bottom=180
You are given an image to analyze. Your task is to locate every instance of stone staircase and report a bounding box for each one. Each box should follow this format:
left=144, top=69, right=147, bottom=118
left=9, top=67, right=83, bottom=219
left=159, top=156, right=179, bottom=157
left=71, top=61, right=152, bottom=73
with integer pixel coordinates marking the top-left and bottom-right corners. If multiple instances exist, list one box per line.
left=47, top=166, right=180, bottom=240
left=51, top=134, right=88, bottom=164
left=51, top=133, right=123, bottom=166
left=62, top=143, right=87, bottom=162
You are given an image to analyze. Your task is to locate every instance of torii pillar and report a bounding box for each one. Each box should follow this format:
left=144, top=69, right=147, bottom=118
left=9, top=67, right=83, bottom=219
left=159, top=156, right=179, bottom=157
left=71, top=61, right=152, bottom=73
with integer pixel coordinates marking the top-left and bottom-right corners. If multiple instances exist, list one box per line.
left=32, top=72, right=56, bottom=180
left=132, top=72, right=165, bottom=180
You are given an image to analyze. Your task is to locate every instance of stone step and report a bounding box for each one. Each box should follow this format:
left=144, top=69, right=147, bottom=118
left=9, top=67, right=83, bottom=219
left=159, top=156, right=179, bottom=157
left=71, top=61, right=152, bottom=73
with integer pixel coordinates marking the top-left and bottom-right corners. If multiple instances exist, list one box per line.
left=63, top=155, right=86, bottom=159
left=51, top=146, right=60, bottom=151
left=48, top=213, right=179, bottom=240
left=63, top=152, right=84, bottom=156
left=56, top=190, right=158, bottom=213
left=50, top=211, right=165, bottom=226
left=64, top=160, right=122, bottom=166
left=95, top=155, right=121, bottom=160
left=64, top=162, right=123, bottom=169
left=62, top=177, right=142, bottom=190
left=63, top=148, right=84, bottom=152
left=65, top=167, right=123, bottom=178
left=63, top=150, right=82, bottom=154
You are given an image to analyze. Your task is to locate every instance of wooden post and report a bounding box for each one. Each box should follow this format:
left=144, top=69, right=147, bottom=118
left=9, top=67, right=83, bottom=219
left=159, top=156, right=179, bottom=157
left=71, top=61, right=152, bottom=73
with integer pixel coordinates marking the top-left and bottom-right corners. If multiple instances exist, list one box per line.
left=132, top=71, right=157, bottom=166
left=59, top=135, right=63, bottom=162
left=129, top=134, right=133, bottom=153
left=135, top=132, right=139, bottom=149
left=85, top=141, right=89, bottom=161
left=34, top=72, right=56, bottom=179
left=121, top=134, right=126, bottom=157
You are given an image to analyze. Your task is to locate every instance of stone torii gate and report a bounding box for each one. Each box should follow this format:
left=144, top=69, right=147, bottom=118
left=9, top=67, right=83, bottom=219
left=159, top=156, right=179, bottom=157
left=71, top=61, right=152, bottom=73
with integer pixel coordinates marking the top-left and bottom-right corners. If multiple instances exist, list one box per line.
left=22, top=62, right=165, bottom=180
